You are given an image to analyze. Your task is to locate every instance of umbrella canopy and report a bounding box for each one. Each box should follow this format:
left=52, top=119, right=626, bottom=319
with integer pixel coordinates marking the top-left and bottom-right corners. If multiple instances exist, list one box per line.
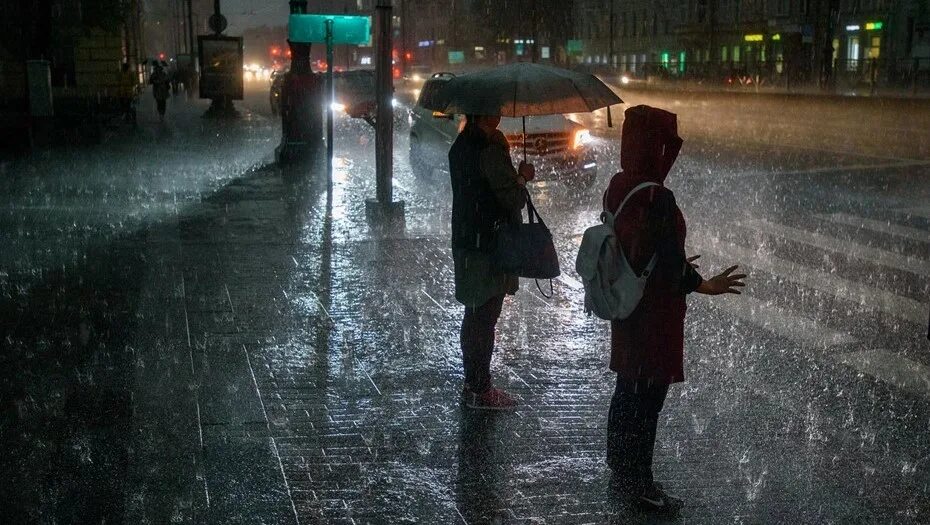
left=423, top=62, right=622, bottom=117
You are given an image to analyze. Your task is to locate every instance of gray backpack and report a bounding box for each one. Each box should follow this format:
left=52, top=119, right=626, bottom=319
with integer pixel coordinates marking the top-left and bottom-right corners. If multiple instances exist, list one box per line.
left=575, top=182, right=659, bottom=320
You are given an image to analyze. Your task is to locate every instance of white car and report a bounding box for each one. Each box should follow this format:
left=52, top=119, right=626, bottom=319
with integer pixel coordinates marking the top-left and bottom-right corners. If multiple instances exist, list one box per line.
left=408, top=72, right=597, bottom=189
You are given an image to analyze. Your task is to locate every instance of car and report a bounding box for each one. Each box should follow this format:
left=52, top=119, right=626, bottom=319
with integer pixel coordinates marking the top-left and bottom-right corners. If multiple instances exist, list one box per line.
left=408, top=72, right=597, bottom=189
left=269, top=69, right=287, bottom=115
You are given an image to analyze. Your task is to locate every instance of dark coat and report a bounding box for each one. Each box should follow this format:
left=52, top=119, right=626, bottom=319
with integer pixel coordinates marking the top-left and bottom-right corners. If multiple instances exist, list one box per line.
left=449, top=124, right=526, bottom=307
left=605, top=106, right=702, bottom=385
left=150, top=69, right=170, bottom=101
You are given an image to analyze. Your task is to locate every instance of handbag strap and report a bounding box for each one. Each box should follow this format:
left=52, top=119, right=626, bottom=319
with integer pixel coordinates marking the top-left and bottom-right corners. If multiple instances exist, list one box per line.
left=535, top=278, right=554, bottom=299
left=524, top=189, right=546, bottom=227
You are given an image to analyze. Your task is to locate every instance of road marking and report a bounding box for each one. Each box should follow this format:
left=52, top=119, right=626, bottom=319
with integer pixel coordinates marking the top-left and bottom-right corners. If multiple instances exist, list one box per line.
left=834, top=350, right=930, bottom=397
left=741, top=219, right=930, bottom=277
left=899, top=206, right=930, bottom=221
left=705, top=293, right=857, bottom=347
left=816, top=212, right=930, bottom=244
left=557, top=274, right=583, bottom=290
left=421, top=289, right=449, bottom=314
left=688, top=234, right=928, bottom=325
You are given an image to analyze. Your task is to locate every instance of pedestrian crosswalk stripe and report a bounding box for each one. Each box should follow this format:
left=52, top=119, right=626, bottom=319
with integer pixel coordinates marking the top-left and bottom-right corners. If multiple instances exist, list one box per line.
left=557, top=274, right=583, bottom=290
left=687, top=234, right=928, bottom=325
left=899, top=206, right=930, bottom=221
left=816, top=213, right=930, bottom=244
left=834, top=350, right=930, bottom=397
left=740, top=219, right=930, bottom=277
left=704, top=293, right=857, bottom=347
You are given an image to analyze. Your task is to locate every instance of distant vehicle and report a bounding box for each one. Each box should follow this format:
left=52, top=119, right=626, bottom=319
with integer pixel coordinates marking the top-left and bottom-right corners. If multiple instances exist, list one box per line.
left=408, top=72, right=597, bottom=188
left=403, top=65, right=432, bottom=84
left=269, top=69, right=287, bottom=115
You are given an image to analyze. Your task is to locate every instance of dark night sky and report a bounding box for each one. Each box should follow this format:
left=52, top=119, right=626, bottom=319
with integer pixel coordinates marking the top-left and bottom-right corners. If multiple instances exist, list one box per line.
left=218, top=1, right=290, bottom=32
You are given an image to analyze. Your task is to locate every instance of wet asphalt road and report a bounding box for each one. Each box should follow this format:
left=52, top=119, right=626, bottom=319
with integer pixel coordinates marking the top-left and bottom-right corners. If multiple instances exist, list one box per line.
left=1, top=82, right=929, bottom=524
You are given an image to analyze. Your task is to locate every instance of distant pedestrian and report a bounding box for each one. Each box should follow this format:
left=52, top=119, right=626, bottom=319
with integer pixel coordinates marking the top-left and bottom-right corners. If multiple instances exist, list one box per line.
left=150, top=63, right=170, bottom=121
left=449, top=114, right=535, bottom=410
left=601, top=106, right=745, bottom=513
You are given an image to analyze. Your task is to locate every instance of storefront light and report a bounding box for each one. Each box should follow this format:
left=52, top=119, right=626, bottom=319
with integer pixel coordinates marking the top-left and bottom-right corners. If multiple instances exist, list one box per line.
left=772, top=33, right=781, bottom=41
left=865, top=21, right=883, bottom=30
left=846, top=25, right=860, bottom=31
left=744, top=34, right=764, bottom=42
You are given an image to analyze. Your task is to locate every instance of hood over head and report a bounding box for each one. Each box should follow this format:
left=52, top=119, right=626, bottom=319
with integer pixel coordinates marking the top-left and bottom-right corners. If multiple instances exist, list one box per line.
left=620, top=105, right=683, bottom=184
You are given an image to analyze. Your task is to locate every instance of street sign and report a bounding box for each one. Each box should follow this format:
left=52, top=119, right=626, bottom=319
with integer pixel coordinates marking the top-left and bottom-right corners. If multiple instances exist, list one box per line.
left=209, top=13, right=228, bottom=34
left=567, top=39, right=583, bottom=55
left=288, top=14, right=371, bottom=45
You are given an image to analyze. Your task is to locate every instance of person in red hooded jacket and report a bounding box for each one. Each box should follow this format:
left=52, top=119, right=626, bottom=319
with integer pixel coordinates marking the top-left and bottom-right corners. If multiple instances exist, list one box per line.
left=603, top=105, right=746, bottom=513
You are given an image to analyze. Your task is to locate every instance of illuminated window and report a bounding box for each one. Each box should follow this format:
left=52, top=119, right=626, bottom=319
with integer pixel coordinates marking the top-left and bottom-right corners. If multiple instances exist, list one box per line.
left=868, top=36, right=881, bottom=59
left=732, top=45, right=741, bottom=62
left=721, top=45, right=728, bottom=62
left=847, top=36, right=860, bottom=70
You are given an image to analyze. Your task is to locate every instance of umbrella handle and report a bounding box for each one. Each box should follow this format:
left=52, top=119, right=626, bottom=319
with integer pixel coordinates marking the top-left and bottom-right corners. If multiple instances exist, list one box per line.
left=607, top=105, right=613, bottom=128
left=522, top=116, right=527, bottom=161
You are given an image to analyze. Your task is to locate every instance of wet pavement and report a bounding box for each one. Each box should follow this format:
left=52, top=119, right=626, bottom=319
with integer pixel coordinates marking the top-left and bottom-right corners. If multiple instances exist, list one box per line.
left=2, top=85, right=929, bottom=524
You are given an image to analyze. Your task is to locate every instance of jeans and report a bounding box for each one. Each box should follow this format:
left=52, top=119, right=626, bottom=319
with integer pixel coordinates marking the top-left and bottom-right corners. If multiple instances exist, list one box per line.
left=606, top=375, right=669, bottom=491
left=460, top=295, right=505, bottom=394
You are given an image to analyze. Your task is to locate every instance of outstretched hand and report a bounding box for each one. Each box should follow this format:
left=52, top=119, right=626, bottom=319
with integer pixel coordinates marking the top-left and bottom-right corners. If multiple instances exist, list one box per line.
left=697, top=265, right=747, bottom=295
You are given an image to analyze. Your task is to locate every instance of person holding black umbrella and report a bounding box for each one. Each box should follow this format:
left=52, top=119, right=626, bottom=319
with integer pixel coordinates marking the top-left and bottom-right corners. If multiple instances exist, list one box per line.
left=449, top=114, right=535, bottom=410
left=429, top=63, right=622, bottom=410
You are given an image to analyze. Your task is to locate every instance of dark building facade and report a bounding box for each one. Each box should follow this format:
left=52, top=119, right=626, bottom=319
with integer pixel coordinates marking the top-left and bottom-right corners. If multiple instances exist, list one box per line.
left=573, top=0, right=930, bottom=88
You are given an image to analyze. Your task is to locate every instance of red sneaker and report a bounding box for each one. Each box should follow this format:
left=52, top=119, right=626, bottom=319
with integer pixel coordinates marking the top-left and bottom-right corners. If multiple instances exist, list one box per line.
left=465, top=387, right=517, bottom=410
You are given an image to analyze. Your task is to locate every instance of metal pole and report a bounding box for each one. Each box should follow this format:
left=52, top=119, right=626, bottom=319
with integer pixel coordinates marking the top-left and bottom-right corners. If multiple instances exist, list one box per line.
left=326, top=19, right=335, bottom=191
left=609, top=0, right=614, bottom=67
left=531, top=0, right=538, bottom=63
left=375, top=0, right=394, bottom=205
left=400, top=0, right=407, bottom=76
left=174, top=0, right=182, bottom=55
left=186, top=0, right=195, bottom=66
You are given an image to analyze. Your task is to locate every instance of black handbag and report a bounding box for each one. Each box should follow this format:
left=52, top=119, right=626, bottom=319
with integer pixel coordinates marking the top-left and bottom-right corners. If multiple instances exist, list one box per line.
left=492, top=190, right=561, bottom=282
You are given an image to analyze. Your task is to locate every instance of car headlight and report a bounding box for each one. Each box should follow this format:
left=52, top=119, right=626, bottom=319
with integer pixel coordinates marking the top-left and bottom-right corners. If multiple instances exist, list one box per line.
left=573, top=129, right=591, bottom=149
left=330, top=102, right=346, bottom=113
left=411, top=73, right=422, bottom=82
left=620, top=74, right=631, bottom=85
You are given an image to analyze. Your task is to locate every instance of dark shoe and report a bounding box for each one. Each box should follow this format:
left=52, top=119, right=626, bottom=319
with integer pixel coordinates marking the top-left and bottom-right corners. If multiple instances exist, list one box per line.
left=465, top=387, right=517, bottom=411
left=636, top=482, right=682, bottom=514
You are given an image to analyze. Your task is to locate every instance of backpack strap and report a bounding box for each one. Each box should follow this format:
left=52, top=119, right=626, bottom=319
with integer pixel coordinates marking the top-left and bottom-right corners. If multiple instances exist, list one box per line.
left=614, top=181, right=661, bottom=217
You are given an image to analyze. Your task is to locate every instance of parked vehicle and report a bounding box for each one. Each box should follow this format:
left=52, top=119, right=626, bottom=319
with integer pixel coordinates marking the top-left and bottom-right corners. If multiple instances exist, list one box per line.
left=408, top=73, right=597, bottom=188
left=270, top=69, right=287, bottom=115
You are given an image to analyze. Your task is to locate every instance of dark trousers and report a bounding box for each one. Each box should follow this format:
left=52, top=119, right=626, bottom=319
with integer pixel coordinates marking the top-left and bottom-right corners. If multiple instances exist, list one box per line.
left=460, top=295, right=505, bottom=394
left=156, top=98, right=167, bottom=116
left=606, top=375, right=669, bottom=491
